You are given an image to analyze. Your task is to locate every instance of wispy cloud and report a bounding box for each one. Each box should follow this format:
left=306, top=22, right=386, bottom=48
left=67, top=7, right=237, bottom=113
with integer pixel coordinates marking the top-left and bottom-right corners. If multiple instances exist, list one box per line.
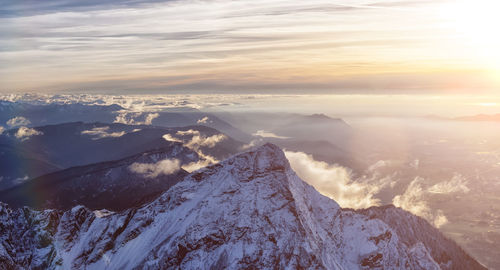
left=128, top=158, right=181, bottom=178
left=81, top=126, right=126, bottom=139
left=427, top=173, right=469, bottom=194
left=392, top=177, right=448, bottom=228
left=113, top=112, right=159, bottom=125
left=14, top=126, right=43, bottom=141
left=393, top=174, right=470, bottom=228
left=6, top=116, right=31, bottom=127
left=285, top=150, right=386, bottom=209
left=285, top=150, right=471, bottom=228
left=253, top=130, right=289, bottom=139
left=3, top=0, right=495, bottom=93
left=196, top=116, right=210, bottom=124
left=163, top=129, right=227, bottom=172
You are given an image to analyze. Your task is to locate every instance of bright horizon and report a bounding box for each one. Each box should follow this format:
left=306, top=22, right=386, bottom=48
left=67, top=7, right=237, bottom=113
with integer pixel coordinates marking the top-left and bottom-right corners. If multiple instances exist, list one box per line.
left=1, top=0, right=500, bottom=94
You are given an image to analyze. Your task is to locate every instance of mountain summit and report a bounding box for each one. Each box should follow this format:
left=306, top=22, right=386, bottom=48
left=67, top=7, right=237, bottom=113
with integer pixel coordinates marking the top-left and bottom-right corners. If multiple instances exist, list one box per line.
left=0, top=144, right=485, bottom=269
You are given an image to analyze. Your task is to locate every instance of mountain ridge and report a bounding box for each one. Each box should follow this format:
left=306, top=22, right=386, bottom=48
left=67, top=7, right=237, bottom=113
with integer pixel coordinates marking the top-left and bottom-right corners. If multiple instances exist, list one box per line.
left=0, top=144, right=485, bottom=269
left=0, top=143, right=198, bottom=211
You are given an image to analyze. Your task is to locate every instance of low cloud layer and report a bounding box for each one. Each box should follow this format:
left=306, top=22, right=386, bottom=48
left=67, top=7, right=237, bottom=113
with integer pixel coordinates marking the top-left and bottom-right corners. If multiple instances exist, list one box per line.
left=176, top=129, right=227, bottom=150
left=285, top=151, right=383, bottom=209
left=393, top=174, right=470, bottom=228
left=81, top=126, right=126, bottom=140
left=128, top=158, right=181, bottom=178
left=428, top=174, right=470, bottom=194
left=15, top=127, right=43, bottom=141
left=253, top=130, right=289, bottom=139
left=180, top=160, right=213, bottom=173
left=393, top=177, right=447, bottom=228
left=240, top=138, right=264, bottom=151
left=285, top=150, right=470, bottom=228
left=197, top=116, right=210, bottom=124
left=7, top=116, right=31, bottom=128
left=163, top=129, right=227, bottom=172
left=114, top=112, right=159, bottom=125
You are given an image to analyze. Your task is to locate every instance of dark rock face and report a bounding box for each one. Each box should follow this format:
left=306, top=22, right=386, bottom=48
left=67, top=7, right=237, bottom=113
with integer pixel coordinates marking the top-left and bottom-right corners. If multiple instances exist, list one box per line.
left=0, top=144, right=486, bottom=269
left=0, top=144, right=197, bottom=211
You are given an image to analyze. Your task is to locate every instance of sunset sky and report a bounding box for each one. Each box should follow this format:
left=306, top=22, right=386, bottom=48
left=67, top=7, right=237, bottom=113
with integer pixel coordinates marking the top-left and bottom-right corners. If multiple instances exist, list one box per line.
left=1, top=0, right=499, bottom=93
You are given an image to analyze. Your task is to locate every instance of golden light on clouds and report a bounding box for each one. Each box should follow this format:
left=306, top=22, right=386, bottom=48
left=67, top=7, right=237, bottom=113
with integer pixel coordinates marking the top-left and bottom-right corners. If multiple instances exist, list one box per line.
left=0, top=0, right=499, bottom=93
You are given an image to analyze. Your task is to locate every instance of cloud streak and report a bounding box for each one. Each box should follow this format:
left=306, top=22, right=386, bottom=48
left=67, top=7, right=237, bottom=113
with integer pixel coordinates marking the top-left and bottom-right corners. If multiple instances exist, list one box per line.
left=6, top=116, right=31, bottom=127
left=163, top=129, right=227, bottom=172
left=392, top=177, right=448, bottom=228
left=128, top=158, right=181, bottom=178
left=3, top=0, right=496, bottom=93
left=81, top=126, right=126, bottom=139
left=113, top=112, right=159, bottom=125
left=253, top=130, right=289, bottom=139
left=285, top=150, right=384, bottom=209
left=285, top=150, right=471, bottom=228
left=393, top=174, right=470, bottom=228
left=14, top=126, right=43, bottom=141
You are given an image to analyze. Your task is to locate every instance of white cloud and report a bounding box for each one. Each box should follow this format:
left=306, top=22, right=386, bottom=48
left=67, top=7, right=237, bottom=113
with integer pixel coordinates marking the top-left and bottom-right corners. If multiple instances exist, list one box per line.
left=409, top=159, right=420, bottom=169
left=253, top=130, right=289, bottom=139
left=393, top=177, right=448, bottom=228
left=197, top=116, right=210, bottom=124
left=176, top=129, right=227, bottom=149
left=7, top=116, right=31, bottom=127
left=163, top=129, right=227, bottom=172
left=283, top=149, right=459, bottom=229
left=13, top=175, right=30, bottom=185
left=393, top=174, right=469, bottom=228
left=239, top=138, right=264, bottom=151
left=128, top=158, right=181, bottom=178
left=428, top=173, right=470, bottom=194
left=113, top=112, right=159, bottom=125
left=81, top=126, right=126, bottom=140
left=0, top=126, right=4, bottom=135
left=144, top=113, right=159, bottom=125
left=0, top=93, right=289, bottom=113
left=285, top=150, right=383, bottom=209
left=15, top=126, right=43, bottom=141
left=162, top=134, right=182, bottom=143
left=367, top=160, right=391, bottom=172
left=181, top=160, right=213, bottom=173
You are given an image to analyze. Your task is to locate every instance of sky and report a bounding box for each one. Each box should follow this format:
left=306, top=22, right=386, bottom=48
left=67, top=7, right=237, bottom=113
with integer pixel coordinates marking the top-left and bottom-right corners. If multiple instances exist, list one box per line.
left=1, top=0, right=500, bottom=94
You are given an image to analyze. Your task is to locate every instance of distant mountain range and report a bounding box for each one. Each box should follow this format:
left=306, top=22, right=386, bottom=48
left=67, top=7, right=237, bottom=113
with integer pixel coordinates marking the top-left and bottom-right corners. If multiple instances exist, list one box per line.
left=0, top=122, right=244, bottom=190
left=0, top=144, right=485, bottom=269
left=0, top=145, right=196, bottom=211
left=0, top=101, right=250, bottom=142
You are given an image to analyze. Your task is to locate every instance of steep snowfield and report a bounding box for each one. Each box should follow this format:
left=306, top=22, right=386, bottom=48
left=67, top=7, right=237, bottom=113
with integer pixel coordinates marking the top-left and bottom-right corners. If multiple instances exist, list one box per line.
left=0, top=144, right=486, bottom=269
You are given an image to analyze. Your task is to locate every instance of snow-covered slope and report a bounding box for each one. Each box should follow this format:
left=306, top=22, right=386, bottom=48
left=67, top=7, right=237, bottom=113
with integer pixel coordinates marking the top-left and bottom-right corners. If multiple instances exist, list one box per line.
left=0, top=144, right=485, bottom=269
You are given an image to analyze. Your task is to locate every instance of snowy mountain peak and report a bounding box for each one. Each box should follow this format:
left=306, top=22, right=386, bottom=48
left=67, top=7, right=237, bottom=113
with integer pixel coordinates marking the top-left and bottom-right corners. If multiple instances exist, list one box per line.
left=0, top=144, right=486, bottom=269
left=228, top=142, right=290, bottom=172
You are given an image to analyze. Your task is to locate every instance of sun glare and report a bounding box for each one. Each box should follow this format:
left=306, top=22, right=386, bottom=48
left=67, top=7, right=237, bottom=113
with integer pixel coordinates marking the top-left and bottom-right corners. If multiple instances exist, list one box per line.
left=442, top=0, right=500, bottom=71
